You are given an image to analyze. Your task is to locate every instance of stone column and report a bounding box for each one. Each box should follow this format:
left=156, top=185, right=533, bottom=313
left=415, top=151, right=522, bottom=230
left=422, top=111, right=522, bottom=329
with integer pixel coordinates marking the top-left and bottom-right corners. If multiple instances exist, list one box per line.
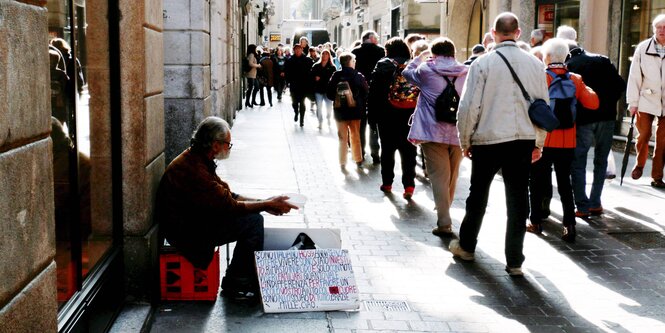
left=0, top=1, right=57, bottom=332
left=512, top=0, right=535, bottom=43
left=118, top=0, right=166, bottom=301
left=163, top=0, right=212, bottom=163
left=211, top=0, right=242, bottom=125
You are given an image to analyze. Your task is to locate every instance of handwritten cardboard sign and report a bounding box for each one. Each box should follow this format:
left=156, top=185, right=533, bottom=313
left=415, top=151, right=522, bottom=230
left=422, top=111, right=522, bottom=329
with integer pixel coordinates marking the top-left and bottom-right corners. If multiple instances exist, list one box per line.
left=255, top=249, right=359, bottom=313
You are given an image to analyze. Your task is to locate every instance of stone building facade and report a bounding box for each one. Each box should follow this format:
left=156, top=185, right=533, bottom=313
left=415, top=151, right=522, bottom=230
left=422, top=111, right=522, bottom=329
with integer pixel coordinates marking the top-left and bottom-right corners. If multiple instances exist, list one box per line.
left=0, top=0, right=245, bottom=331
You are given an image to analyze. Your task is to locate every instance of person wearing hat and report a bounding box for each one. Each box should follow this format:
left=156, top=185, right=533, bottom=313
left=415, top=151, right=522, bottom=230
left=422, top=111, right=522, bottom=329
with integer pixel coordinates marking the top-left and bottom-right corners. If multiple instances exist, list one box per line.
left=464, top=44, right=486, bottom=65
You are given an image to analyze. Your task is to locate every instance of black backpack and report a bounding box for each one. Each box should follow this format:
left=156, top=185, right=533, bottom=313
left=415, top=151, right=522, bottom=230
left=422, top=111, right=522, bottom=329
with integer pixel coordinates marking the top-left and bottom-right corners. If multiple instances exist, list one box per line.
left=434, top=76, right=459, bottom=123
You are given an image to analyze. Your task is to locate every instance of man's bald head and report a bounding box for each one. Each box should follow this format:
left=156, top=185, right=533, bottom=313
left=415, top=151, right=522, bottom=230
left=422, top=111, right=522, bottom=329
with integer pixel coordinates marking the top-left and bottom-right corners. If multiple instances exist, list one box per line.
left=492, top=12, right=520, bottom=42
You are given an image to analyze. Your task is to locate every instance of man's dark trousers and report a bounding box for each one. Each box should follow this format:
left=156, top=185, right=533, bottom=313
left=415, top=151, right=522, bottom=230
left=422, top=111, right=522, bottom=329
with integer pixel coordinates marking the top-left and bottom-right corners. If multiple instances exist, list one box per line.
left=212, top=213, right=264, bottom=282
left=291, top=92, right=307, bottom=124
left=360, top=117, right=381, bottom=162
left=458, top=140, right=533, bottom=268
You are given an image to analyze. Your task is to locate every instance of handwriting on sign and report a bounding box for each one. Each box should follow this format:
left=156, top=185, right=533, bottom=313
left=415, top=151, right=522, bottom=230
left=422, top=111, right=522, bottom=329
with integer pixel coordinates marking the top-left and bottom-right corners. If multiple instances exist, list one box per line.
left=255, top=249, right=359, bottom=312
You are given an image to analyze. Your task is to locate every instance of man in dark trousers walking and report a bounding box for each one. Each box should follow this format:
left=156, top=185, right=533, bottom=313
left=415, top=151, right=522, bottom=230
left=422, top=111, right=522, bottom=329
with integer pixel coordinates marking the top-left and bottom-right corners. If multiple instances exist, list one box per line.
left=285, top=44, right=314, bottom=127
left=451, top=12, right=548, bottom=277
left=352, top=30, right=385, bottom=164
left=557, top=25, right=626, bottom=217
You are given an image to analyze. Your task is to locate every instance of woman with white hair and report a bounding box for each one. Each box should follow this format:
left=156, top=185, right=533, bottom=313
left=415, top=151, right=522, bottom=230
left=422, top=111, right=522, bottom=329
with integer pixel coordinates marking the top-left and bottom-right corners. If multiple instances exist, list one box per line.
left=527, top=38, right=599, bottom=243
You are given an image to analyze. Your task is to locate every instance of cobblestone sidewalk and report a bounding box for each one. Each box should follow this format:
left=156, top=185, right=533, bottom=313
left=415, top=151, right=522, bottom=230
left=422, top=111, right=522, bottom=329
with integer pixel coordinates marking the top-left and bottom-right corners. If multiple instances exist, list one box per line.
left=150, top=99, right=665, bottom=333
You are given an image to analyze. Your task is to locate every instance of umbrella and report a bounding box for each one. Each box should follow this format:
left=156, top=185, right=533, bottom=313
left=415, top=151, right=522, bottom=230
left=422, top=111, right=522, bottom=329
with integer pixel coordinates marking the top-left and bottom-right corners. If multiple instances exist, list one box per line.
left=620, top=114, right=636, bottom=186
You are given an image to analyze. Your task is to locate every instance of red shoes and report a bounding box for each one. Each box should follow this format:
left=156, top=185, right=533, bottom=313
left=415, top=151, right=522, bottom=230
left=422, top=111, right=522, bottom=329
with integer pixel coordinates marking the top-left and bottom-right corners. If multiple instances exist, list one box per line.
left=403, top=186, right=415, bottom=199
left=380, top=185, right=392, bottom=193
left=631, top=166, right=643, bottom=180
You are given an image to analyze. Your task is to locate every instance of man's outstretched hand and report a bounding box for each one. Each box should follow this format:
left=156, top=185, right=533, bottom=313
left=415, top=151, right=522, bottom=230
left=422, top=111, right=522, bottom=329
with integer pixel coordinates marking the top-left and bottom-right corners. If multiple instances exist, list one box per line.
left=265, top=195, right=298, bottom=216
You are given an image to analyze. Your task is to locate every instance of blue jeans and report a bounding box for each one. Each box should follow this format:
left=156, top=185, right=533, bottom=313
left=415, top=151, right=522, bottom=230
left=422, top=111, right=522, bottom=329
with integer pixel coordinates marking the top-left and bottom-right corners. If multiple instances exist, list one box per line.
left=571, top=121, right=614, bottom=213
left=314, top=93, right=332, bottom=124
left=458, top=140, right=533, bottom=268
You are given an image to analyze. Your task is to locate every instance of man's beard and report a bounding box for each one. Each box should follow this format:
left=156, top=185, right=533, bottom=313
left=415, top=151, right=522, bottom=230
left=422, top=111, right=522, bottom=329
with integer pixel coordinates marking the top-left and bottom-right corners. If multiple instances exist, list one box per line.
left=215, top=149, right=230, bottom=160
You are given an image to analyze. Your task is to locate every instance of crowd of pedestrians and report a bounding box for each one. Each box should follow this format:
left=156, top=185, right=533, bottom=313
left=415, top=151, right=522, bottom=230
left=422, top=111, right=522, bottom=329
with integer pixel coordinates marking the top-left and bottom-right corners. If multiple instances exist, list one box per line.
left=238, top=10, right=665, bottom=277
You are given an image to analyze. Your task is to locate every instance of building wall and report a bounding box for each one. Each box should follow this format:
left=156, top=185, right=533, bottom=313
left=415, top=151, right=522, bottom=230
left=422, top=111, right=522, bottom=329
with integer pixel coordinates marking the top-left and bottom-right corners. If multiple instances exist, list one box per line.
left=163, top=0, right=212, bottom=163
left=118, top=0, right=166, bottom=300
left=211, top=0, right=243, bottom=124
left=163, top=0, right=242, bottom=163
left=0, top=1, right=57, bottom=332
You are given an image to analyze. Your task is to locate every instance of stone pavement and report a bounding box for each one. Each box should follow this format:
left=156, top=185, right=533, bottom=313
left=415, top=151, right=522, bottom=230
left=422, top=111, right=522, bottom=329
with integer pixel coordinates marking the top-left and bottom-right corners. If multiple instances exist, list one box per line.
left=149, top=98, right=665, bottom=333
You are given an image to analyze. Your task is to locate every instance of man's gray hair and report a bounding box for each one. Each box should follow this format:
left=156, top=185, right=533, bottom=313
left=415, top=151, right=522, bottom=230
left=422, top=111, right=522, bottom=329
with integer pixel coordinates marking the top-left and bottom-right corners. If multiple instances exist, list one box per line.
left=361, top=30, right=377, bottom=43
left=542, top=38, right=570, bottom=64
left=191, top=116, right=230, bottom=151
left=653, top=14, right=665, bottom=29
left=556, top=25, right=577, bottom=41
left=531, top=29, right=544, bottom=42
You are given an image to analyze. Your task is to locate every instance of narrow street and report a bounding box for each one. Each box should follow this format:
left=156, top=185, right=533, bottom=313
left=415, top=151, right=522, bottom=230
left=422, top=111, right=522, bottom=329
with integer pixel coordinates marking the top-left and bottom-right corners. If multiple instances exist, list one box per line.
left=150, top=97, right=665, bottom=333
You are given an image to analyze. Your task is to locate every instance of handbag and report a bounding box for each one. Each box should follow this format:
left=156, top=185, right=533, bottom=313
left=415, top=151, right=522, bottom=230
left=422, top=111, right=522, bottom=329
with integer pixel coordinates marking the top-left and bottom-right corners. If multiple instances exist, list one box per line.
left=495, top=51, right=559, bottom=132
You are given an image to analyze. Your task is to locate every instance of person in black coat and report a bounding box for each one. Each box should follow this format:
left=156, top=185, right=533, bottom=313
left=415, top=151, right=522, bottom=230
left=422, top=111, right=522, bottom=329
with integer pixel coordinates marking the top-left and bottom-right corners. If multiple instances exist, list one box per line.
left=368, top=37, right=417, bottom=198
left=272, top=47, right=287, bottom=101
left=563, top=36, right=626, bottom=217
left=285, top=44, right=314, bottom=127
left=352, top=30, right=386, bottom=164
left=326, top=52, right=369, bottom=170
left=311, top=50, right=337, bottom=128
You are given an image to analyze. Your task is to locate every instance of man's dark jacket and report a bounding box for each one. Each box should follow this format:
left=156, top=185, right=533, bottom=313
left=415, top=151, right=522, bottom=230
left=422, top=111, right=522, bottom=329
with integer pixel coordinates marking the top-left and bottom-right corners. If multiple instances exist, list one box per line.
left=566, top=47, right=626, bottom=126
left=284, top=54, right=313, bottom=95
left=326, top=66, right=368, bottom=121
left=352, top=42, right=386, bottom=84
left=156, top=148, right=249, bottom=268
left=367, top=56, right=414, bottom=126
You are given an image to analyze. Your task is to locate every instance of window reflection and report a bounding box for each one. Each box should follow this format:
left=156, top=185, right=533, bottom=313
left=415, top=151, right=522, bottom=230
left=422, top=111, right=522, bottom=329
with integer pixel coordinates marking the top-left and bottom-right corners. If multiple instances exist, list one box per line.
left=48, top=0, right=112, bottom=308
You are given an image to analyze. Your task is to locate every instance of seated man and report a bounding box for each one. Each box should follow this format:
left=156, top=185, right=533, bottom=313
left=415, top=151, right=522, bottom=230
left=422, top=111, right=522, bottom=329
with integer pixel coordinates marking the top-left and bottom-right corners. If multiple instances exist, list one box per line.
left=156, top=116, right=296, bottom=302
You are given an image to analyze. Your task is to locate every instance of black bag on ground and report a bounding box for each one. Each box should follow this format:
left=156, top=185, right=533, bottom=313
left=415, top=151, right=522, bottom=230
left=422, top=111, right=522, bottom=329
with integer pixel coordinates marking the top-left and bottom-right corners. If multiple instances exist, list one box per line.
left=289, top=233, right=318, bottom=250
left=434, top=76, right=459, bottom=123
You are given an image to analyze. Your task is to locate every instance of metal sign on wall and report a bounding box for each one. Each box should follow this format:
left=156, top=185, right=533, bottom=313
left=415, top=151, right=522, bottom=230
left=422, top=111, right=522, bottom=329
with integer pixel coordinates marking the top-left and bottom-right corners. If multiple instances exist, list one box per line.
left=270, top=33, right=281, bottom=42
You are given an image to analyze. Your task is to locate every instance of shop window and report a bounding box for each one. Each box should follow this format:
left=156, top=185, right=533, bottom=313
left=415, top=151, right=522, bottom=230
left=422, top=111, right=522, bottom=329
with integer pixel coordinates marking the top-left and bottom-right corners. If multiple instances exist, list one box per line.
left=619, top=0, right=665, bottom=84
left=391, top=7, right=401, bottom=38
left=536, top=1, right=580, bottom=39
left=47, top=0, right=114, bottom=309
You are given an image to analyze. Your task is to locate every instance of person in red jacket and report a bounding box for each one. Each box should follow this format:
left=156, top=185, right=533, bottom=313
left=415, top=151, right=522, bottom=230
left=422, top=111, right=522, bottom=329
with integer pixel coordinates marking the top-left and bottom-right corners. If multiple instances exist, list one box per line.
left=528, top=38, right=599, bottom=243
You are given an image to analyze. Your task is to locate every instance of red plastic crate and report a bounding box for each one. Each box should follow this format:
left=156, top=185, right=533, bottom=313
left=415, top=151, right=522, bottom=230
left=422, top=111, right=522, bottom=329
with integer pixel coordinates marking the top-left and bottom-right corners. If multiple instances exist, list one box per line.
left=160, top=247, right=220, bottom=301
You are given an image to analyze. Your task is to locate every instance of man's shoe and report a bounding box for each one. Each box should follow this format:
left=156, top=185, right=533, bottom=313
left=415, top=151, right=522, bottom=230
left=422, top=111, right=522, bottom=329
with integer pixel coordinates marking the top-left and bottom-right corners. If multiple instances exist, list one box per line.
left=449, top=239, right=475, bottom=261
left=294, top=114, right=298, bottom=122
left=631, top=166, right=643, bottom=180
left=505, top=266, right=524, bottom=277
left=403, top=186, right=415, bottom=200
left=300, top=121, right=304, bottom=127
left=220, top=289, right=259, bottom=304
left=372, top=156, right=381, bottom=164
left=561, top=225, right=576, bottom=243
left=651, top=179, right=665, bottom=189
left=432, top=225, right=453, bottom=237
left=380, top=185, right=392, bottom=193
left=589, top=206, right=603, bottom=215
left=575, top=210, right=590, bottom=218
left=526, top=223, right=543, bottom=234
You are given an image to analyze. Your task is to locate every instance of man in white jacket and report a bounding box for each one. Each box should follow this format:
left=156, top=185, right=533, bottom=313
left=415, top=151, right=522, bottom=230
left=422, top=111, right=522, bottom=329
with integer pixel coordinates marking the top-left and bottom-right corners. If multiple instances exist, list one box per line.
left=450, top=12, right=548, bottom=277
left=627, top=14, right=665, bottom=189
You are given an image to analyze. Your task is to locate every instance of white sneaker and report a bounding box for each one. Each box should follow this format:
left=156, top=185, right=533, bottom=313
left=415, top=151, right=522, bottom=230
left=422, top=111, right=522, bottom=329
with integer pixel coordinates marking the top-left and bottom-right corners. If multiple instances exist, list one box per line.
left=505, top=266, right=524, bottom=277
left=449, top=239, right=475, bottom=261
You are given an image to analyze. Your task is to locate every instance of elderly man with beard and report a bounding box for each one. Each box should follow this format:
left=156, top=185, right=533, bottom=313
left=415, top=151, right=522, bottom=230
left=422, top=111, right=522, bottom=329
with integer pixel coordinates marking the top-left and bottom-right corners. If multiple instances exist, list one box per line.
left=156, top=117, right=297, bottom=302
